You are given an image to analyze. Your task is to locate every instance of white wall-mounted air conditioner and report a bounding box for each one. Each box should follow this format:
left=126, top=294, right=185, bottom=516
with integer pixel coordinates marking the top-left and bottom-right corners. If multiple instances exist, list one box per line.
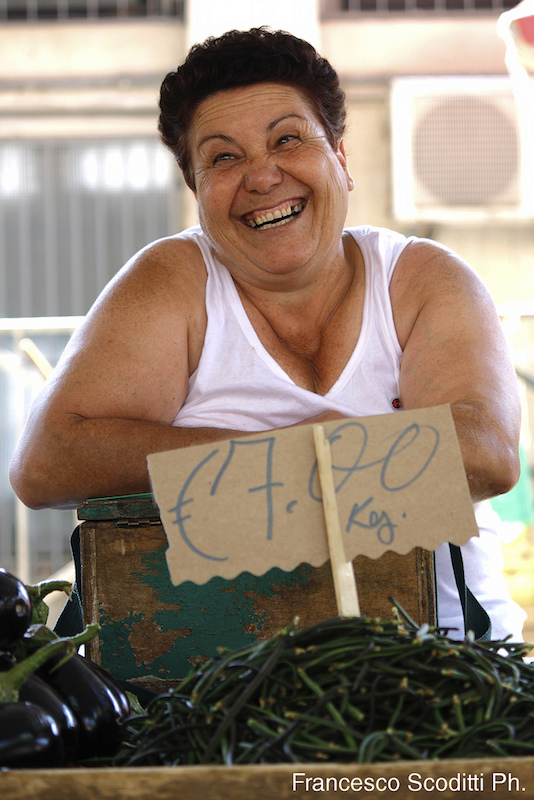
left=390, top=76, right=534, bottom=223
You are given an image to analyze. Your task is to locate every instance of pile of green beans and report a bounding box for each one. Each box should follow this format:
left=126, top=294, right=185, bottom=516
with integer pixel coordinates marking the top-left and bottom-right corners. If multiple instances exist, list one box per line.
left=114, top=612, right=534, bottom=766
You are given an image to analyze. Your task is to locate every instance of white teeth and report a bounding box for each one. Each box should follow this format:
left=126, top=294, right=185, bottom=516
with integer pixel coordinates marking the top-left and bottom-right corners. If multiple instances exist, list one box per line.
left=247, top=202, right=304, bottom=229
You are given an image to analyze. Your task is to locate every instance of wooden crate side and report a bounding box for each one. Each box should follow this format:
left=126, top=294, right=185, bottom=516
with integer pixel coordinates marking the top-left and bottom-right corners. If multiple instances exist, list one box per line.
left=353, top=548, right=436, bottom=626
left=79, top=521, right=435, bottom=684
left=1, top=758, right=533, bottom=800
left=79, top=523, right=101, bottom=665
left=78, top=493, right=160, bottom=521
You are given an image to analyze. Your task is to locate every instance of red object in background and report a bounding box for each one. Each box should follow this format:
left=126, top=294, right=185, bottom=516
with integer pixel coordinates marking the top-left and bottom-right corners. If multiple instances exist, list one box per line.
left=514, top=15, right=534, bottom=45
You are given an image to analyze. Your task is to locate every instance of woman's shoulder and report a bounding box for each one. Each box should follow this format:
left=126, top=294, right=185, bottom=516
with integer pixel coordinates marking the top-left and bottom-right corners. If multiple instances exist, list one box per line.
left=82, top=228, right=208, bottom=329
left=113, top=227, right=208, bottom=290
left=346, top=225, right=475, bottom=284
left=344, top=225, right=417, bottom=285
left=344, top=225, right=414, bottom=265
left=390, top=236, right=493, bottom=350
left=132, top=225, right=207, bottom=267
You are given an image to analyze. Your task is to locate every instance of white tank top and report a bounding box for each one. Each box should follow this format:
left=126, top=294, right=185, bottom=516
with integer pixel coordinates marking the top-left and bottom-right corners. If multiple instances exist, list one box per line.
left=174, top=224, right=406, bottom=429
left=172, top=225, right=526, bottom=641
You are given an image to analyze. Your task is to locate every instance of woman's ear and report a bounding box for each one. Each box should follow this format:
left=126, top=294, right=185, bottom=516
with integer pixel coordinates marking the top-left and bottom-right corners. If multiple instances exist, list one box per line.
left=338, top=139, right=355, bottom=192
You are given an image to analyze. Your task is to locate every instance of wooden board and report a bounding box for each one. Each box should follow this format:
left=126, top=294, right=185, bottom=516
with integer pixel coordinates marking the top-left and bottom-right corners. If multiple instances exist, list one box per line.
left=78, top=494, right=436, bottom=688
left=1, top=758, right=533, bottom=800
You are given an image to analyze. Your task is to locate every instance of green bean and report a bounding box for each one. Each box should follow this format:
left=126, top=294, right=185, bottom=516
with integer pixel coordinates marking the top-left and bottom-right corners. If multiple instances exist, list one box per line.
left=357, top=731, right=390, bottom=762
left=387, top=731, right=429, bottom=760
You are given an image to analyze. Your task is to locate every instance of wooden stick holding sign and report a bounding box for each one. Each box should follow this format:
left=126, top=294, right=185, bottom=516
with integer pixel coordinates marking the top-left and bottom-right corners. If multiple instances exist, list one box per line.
left=313, top=424, right=361, bottom=618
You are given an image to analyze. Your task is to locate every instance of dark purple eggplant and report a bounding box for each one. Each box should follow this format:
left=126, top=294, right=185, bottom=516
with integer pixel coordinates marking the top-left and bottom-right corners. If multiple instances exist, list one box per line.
left=18, top=673, right=79, bottom=761
left=86, top=659, right=131, bottom=719
left=0, top=642, right=79, bottom=760
left=37, top=652, right=128, bottom=759
left=0, top=652, right=79, bottom=762
left=0, top=569, right=32, bottom=648
left=83, top=659, right=130, bottom=718
left=0, top=701, right=65, bottom=768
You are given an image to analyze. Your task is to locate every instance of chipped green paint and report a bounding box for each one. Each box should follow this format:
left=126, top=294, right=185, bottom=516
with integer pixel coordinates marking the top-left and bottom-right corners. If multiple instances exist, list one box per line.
left=99, top=545, right=314, bottom=680
left=98, top=610, right=144, bottom=678
left=78, top=492, right=159, bottom=521
left=83, top=494, right=316, bottom=680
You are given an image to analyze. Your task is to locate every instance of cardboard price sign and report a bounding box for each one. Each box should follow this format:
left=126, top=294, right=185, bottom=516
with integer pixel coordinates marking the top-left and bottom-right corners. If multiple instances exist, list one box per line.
left=147, top=404, right=478, bottom=586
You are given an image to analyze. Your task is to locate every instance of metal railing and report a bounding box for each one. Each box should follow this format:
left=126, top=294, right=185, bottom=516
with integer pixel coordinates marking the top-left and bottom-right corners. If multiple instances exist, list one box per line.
left=0, top=0, right=184, bottom=21
left=0, top=137, right=180, bottom=319
left=0, top=316, right=83, bottom=583
left=335, top=0, right=519, bottom=13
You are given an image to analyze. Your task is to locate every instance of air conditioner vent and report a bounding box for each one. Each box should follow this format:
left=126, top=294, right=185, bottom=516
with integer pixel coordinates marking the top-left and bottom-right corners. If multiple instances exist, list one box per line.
left=390, top=77, right=534, bottom=222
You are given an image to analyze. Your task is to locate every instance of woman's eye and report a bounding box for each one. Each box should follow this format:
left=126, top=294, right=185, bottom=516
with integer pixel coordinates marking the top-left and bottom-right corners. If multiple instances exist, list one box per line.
left=213, top=152, right=235, bottom=165
left=277, top=134, right=298, bottom=146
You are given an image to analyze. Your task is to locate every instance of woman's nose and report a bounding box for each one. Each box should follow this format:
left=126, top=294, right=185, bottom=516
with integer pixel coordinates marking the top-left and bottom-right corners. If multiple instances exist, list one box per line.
left=242, top=155, right=283, bottom=194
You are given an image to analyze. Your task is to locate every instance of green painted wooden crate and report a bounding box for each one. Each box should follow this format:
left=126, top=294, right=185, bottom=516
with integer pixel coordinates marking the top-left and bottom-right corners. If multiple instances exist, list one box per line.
left=78, top=493, right=435, bottom=690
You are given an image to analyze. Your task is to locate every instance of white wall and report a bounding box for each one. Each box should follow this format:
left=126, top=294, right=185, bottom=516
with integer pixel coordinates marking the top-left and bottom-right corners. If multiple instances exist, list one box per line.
left=322, top=17, right=509, bottom=79
left=187, top=0, right=321, bottom=48
left=0, top=19, right=185, bottom=80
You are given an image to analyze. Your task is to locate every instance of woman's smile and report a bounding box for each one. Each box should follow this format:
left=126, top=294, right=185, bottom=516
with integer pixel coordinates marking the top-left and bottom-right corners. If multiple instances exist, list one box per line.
left=243, top=199, right=306, bottom=230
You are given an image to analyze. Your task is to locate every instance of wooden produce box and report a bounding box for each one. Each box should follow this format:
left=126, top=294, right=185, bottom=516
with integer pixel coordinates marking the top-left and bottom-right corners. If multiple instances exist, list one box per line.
left=2, top=758, right=534, bottom=800
left=78, top=493, right=436, bottom=690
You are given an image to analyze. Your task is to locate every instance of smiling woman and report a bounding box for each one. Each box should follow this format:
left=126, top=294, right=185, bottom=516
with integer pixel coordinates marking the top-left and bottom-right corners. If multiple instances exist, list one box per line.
left=9, top=27, right=527, bottom=644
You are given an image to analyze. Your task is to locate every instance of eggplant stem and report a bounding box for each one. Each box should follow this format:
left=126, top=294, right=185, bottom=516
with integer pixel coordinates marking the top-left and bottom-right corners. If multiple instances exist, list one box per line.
left=27, top=579, right=73, bottom=602
left=0, top=623, right=100, bottom=703
left=26, top=580, right=73, bottom=625
left=0, top=638, right=74, bottom=703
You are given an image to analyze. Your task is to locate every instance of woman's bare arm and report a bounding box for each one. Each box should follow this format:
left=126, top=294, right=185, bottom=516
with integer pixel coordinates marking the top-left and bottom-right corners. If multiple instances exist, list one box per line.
left=9, top=238, right=246, bottom=509
left=391, top=240, right=521, bottom=503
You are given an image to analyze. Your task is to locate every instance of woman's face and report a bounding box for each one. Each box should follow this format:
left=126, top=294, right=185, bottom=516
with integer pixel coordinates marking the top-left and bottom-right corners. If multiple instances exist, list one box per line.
left=189, top=82, right=354, bottom=290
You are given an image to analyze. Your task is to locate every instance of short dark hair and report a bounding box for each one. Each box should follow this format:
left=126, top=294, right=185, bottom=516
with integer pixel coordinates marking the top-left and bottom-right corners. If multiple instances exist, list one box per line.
left=158, top=27, right=346, bottom=191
